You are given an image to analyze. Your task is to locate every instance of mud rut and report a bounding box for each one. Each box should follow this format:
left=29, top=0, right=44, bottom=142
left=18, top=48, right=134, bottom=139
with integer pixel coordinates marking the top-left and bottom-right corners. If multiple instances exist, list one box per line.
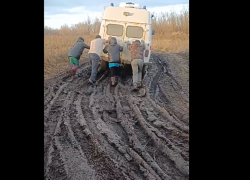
left=44, top=52, right=189, bottom=180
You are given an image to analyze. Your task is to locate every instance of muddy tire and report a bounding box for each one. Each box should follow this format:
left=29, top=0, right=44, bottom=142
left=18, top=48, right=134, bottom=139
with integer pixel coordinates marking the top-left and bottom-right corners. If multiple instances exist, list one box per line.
left=99, top=60, right=108, bottom=72
left=120, top=64, right=132, bottom=78
left=142, top=64, right=147, bottom=80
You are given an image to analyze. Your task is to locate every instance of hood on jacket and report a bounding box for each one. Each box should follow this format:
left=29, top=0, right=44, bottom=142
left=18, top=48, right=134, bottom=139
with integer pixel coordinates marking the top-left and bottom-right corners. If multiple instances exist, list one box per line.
left=77, top=37, right=84, bottom=43
left=96, top=35, right=101, bottom=38
left=133, top=40, right=141, bottom=46
left=110, top=37, right=117, bottom=46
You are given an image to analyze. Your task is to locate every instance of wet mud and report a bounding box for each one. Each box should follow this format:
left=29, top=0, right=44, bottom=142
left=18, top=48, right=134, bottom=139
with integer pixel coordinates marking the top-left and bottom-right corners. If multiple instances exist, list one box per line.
left=44, top=52, right=189, bottom=180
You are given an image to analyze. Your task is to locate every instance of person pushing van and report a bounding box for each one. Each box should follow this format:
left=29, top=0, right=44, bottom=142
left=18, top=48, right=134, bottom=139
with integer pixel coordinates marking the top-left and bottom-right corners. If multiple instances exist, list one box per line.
left=103, top=37, right=123, bottom=86
left=127, top=40, right=145, bottom=91
left=88, top=35, right=110, bottom=85
left=67, top=37, right=90, bottom=81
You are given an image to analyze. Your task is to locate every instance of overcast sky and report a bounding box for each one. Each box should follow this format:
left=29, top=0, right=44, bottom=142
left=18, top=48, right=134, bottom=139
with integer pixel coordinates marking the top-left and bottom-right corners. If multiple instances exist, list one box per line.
left=45, top=0, right=189, bottom=29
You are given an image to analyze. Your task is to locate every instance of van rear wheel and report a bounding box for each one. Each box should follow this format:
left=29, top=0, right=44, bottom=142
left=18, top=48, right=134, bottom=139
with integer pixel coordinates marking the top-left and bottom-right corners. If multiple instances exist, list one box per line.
left=142, top=64, right=148, bottom=80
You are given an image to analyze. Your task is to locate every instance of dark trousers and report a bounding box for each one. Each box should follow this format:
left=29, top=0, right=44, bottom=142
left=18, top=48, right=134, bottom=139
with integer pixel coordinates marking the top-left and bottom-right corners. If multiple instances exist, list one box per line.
left=88, top=53, right=100, bottom=82
left=109, top=67, right=119, bottom=77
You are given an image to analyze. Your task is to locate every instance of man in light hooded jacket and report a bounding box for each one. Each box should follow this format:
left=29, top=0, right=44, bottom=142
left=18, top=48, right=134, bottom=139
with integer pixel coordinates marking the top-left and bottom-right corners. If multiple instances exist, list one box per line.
left=88, top=35, right=109, bottom=84
left=67, top=37, right=90, bottom=81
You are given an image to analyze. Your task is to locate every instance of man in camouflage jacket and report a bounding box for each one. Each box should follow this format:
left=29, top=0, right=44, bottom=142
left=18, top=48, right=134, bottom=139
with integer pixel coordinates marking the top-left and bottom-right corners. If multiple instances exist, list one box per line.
left=127, top=40, right=145, bottom=91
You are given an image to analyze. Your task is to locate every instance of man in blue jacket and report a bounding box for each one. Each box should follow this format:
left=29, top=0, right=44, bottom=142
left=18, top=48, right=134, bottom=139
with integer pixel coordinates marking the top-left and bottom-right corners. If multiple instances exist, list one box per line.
left=67, top=37, right=90, bottom=81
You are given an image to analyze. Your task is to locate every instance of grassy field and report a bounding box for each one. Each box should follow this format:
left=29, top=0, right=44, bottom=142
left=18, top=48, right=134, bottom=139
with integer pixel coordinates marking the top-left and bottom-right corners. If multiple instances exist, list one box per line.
left=44, top=8, right=189, bottom=80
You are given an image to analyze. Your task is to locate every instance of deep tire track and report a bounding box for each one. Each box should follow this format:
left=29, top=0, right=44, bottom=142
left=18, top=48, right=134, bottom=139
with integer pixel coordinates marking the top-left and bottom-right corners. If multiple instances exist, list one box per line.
left=81, top=87, right=143, bottom=180
left=72, top=94, right=130, bottom=180
left=146, top=53, right=189, bottom=127
left=114, top=84, right=171, bottom=180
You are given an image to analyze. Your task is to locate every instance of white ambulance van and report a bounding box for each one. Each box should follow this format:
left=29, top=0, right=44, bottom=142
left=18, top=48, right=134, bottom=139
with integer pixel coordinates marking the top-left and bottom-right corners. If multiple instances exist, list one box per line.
left=98, top=2, right=154, bottom=71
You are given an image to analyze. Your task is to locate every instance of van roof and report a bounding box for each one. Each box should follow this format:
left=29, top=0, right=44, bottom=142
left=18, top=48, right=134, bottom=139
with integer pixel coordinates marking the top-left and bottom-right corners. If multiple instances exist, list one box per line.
left=102, top=6, right=151, bottom=24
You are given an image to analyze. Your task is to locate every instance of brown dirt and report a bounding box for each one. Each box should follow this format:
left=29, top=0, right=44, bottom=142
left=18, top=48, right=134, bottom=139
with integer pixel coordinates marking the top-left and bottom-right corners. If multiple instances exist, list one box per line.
left=44, top=52, right=189, bottom=180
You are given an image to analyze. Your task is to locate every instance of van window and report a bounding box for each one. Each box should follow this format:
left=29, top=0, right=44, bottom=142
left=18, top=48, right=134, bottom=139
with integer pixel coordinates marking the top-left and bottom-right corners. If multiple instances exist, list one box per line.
left=107, top=24, right=123, bottom=36
left=126, top=26, right=143, bottom=38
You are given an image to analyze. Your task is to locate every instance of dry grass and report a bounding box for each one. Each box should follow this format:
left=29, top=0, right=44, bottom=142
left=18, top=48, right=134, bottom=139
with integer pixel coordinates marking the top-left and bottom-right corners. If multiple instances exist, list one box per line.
left=44, top=8, right=189, bottom=80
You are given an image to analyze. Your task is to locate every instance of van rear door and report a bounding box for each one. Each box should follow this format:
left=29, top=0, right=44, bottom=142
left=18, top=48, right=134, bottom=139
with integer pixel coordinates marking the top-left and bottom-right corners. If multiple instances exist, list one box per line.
left=100, top=21, right=125, bottom=58
left=123, top=23, right=150, bottom=63
left=124, top=23, right=146, bottom=43
left=102, top=21, right=125, bottom=43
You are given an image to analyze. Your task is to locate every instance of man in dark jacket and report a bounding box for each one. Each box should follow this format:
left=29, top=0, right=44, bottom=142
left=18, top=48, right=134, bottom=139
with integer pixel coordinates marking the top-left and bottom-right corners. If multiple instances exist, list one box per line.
left=103, top=37, right=123, bottom=86
left=127, top=40, right=145, bottom=91
left=67, top=37, right=90, bottom=81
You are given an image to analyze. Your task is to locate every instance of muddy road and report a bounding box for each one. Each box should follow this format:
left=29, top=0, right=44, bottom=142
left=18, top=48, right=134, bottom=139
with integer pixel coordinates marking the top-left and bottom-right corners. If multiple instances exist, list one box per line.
left=44, top=52, right=189, bottom=180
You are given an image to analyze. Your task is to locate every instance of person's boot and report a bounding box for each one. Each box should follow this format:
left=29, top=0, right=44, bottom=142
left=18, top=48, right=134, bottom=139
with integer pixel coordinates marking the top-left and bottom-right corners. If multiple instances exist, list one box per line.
left=68, top=69, right=76, bottom=82
left=87, top=78, right=95, bottom=85
left=66, top=69, right=74, bottom=75
left=111, top=77, right=116, bottom=86
left=68, top=75, right=74, bottom=82
left=131, top=83, right=138, bottom=91
left=137, top=81, right=142, bottom=88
